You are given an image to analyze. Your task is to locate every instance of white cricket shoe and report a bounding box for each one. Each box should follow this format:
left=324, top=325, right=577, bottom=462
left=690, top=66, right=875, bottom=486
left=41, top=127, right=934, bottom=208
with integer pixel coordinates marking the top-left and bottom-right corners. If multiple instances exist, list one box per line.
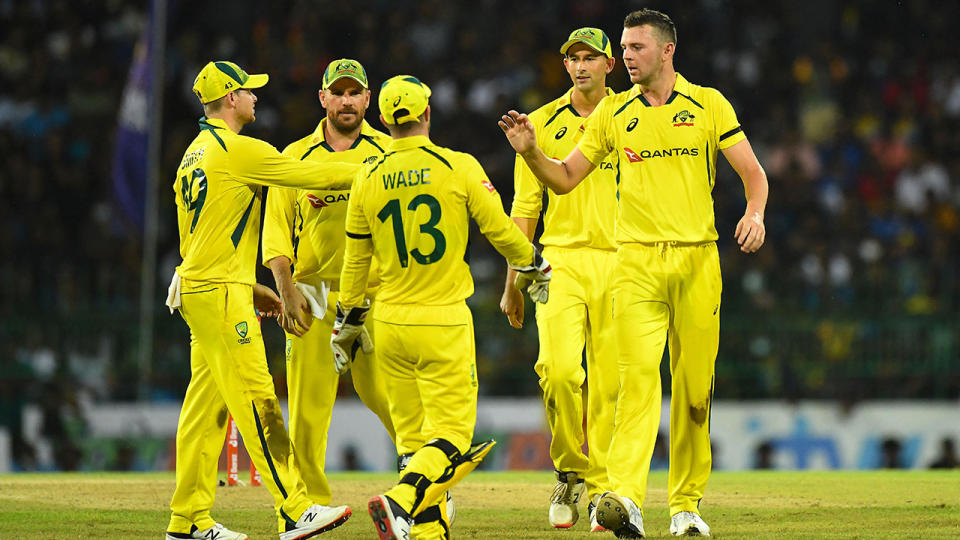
left=587, top=495, right=609, bottom=533
left=278, top=504, right=352, bottom=540
left=549, top=470, right=585, bottom=528
left=670, top=511, right=711, bottom=537
left=368, top=494, right=412, bottom=540
left=165, top=523, right=248, bottom=540
left=595, top=491, right=645, bottom=539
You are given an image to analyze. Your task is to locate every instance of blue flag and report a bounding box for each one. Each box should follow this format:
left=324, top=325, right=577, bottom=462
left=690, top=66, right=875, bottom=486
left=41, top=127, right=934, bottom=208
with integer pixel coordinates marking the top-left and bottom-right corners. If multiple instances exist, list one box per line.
left=112, top=9, right=153, bottom=233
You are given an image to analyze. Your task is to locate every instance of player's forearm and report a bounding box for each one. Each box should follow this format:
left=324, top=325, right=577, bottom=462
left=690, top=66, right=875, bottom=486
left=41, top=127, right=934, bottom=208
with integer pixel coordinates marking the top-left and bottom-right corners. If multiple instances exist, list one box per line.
left=267, top=256, right=295, bottom=297
left=741, top=164, right=769, bottom=218
left=503, top=217, right=538, bottom=289
left=518, top=147, right=580, bottom=195
left=339, top=238, right=373, bottom=308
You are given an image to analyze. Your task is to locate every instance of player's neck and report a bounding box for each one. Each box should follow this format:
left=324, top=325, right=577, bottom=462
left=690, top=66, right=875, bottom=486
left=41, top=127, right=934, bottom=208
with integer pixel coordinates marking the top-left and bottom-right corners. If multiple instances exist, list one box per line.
left=570, top=85, right=606, bottom=117
left=639, top=68, right=677, bottom=107
left=207, top=111, right=244, bottom=134
left=324, top=120, right=362, bottom=152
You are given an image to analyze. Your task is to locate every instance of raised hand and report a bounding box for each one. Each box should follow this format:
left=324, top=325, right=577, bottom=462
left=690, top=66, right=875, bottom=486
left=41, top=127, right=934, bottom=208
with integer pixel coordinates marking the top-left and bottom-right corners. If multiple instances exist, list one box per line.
left=498, top=110, right=538, bottom=156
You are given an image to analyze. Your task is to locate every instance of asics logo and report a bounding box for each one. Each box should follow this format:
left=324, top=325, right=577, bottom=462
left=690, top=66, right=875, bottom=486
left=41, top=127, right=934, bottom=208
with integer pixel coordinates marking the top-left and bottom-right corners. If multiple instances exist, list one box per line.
left=393, top=96, right=402, bottom=106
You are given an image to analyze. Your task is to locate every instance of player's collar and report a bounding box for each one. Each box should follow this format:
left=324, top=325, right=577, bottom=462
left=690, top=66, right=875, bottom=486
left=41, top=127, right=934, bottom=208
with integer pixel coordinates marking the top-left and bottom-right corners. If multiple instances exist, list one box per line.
left=386, top=134, right=432, bottom=152
left=673, top=73, right=692, bottom=96
left=199, top=117, right=229, bottom=130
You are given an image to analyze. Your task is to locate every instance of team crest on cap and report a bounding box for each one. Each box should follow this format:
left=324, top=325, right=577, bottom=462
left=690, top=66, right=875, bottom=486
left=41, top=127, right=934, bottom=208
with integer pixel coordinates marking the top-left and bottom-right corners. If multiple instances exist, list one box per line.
left=572, top=28, right=597, bottom=39
left=672, top=110, right=695, bottom=127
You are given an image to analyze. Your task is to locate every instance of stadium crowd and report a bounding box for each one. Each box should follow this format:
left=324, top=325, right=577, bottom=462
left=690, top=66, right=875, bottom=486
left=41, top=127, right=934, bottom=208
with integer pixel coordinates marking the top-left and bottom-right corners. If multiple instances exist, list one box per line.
left=1, top=0, right=958, bottom=469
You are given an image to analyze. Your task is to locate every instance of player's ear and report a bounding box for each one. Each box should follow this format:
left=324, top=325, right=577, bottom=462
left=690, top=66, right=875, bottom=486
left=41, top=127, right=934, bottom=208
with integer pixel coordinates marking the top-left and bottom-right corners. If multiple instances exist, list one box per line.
left=605, top=56, right=615, bottom=74
left=318, top=89, right=326, bottom=107
left=662, top=41, right=675, bottom=61
left=378, top=113, right=388, bottom=129
left=423, top=106, right=431, bottom=124
left=363, top=89, right=371, bottom=109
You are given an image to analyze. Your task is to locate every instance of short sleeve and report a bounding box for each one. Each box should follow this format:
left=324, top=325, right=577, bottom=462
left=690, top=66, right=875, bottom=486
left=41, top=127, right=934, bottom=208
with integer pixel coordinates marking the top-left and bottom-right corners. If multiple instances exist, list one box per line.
left=576, top=96, right=615, bottom=166
left=510, top=153, right=544, bottom=219
left=713, top=90, right=746, bottom=150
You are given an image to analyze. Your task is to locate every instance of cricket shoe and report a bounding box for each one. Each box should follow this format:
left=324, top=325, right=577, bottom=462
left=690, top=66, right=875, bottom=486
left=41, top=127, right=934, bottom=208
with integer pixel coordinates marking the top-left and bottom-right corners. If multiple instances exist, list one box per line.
left=549, top=470, right=585, bottom=528
left=587, top=495, right=609, bottom=533
left=278, top=504, right=352, bottom=540
left=166, top=523, right=248, bottom=540
left=670, top=511, right=710, bottom=537
left=368, top=494, right=412, bottom=540
left=595, top=491, right=645, bottom=539
left=445, top=491, right=456, bottom=525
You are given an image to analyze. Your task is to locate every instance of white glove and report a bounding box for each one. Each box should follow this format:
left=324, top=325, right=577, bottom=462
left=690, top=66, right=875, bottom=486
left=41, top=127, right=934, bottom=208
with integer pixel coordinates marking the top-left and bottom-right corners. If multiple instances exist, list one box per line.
left=509, top=246, right=552, bottom=304
left=330, top=300, right=374, bottom=373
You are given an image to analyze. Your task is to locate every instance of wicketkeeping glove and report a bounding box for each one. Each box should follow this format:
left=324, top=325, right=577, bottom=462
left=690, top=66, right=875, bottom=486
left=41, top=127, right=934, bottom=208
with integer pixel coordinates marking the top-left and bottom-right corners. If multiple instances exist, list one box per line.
left=330, top=300, right=374, bottom=373
left=509, top=246, right=552, bottom=304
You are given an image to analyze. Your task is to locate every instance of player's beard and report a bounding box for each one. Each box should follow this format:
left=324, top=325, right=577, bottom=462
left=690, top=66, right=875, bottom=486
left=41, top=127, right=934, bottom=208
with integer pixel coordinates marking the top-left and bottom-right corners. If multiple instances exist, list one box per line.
left=330, top=108, right=364, bottom=134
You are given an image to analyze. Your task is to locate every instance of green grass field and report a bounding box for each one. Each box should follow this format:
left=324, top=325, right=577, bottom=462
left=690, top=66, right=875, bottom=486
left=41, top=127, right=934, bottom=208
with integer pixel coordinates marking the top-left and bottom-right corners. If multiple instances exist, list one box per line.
left=1, top=470, right=958, bottom=539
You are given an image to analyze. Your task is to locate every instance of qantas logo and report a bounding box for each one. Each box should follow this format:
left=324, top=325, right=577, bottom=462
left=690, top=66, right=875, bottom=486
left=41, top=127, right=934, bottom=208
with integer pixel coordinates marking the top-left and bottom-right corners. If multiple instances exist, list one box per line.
left=481, top=179, right=497, bottom=193
left=623, top=147, right=642, bottom=163
left=307, top=193, right=350, bottom=208
left=624, top=147, right=700, bottom=163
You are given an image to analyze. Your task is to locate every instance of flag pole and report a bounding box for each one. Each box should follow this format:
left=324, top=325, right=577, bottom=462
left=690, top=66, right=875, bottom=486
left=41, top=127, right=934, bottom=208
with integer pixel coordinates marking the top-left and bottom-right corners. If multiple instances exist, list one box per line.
left=138, top=0, right=167, bottom=401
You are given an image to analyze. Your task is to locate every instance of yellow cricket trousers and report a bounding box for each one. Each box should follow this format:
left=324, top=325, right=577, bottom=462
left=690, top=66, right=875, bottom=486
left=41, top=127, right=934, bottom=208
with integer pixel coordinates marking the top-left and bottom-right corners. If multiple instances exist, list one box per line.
left=376, top=302, right=477, bottom=539
left=168, top=280, right=313, bottom=535
left=607, top=242, right=721, bottom=515
left=535, top=246, right=619, bottom=499
left=285, top=286, right=395, bottom=504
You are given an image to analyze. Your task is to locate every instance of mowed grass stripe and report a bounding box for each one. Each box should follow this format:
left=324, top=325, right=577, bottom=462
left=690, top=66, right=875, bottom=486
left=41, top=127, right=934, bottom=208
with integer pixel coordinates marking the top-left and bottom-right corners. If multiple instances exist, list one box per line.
left=0, top=471, right=958, bottom=538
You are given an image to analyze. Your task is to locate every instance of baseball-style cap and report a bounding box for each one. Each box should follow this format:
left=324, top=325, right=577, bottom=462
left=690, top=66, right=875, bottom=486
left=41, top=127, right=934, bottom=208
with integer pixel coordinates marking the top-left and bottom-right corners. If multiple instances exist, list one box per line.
left=322, top=58, right=369, bottom=89
left=192, top=61, right=268, bottom=104
left=559, top=27, right=613, bottom=57
left=378, top=75, right=432, bottom=125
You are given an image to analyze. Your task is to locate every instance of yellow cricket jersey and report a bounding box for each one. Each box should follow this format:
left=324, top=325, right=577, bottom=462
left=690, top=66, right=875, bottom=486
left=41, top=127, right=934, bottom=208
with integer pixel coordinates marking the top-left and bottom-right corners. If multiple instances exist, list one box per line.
left=262, top=119, right=391, bottom=285
left=578, top=73, right=746, bottom=244
left=511, top=88, right=619, bottom=251
left=174, top=117, right=359, bottom=285
left=340, top=135, right=533, bottom=312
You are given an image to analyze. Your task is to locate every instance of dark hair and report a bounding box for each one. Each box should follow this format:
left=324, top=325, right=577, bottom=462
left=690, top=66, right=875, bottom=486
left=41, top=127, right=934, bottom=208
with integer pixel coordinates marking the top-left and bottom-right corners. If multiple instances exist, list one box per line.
left=624, top=8, right=677, bottom=46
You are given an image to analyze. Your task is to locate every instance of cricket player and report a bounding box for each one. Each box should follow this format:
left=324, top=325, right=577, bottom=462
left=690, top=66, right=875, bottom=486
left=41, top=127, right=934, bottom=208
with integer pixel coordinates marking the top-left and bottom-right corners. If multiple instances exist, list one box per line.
left=262, top=59, right=395, bottom=508
left=331, top=75, right=552, bottom=540
left=499, top=27, right=621, bottom=532
left=165, top=61, right=359, bottom=540
left=500, top=9, right=768, bottom=538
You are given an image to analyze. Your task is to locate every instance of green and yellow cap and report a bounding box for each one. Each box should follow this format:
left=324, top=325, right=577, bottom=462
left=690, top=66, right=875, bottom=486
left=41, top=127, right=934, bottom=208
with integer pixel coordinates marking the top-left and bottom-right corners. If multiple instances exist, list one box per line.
left=322, top=58, right=369, bottom=89
left=192, top=61, right=268, bottom=104
left=559, top=27, right=612, bottom=57
left=378, top=75, right=432, bottom=125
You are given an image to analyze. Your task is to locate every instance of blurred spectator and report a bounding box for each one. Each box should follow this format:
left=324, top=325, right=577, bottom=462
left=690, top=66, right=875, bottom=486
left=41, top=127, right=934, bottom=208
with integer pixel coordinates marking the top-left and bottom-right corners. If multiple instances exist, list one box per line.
left=880, top=437, right=904, bottom=469
left=754, top=440, right=775, bottom=470
left=928, top=438, right=959, bottom=469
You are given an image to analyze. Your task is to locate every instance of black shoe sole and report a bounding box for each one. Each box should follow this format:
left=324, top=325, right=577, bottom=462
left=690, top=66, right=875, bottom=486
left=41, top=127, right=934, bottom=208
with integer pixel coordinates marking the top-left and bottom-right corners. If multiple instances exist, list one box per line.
left=369, top=496, right=406, bottom=540
left=596, top=494, right=644, bottom=539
